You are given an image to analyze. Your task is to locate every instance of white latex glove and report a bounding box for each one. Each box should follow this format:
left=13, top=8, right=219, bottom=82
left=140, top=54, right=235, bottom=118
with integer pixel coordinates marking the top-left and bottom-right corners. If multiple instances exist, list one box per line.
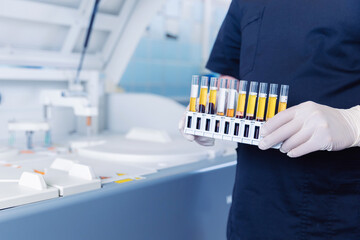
left=178, top=106, right=215, bottom=147
left=258, top=101, right=360, bottom=158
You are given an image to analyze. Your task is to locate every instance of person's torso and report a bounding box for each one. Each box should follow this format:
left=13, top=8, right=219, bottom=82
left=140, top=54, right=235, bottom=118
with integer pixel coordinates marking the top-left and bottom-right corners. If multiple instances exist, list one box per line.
left=228, top=1, right=360, bottom=239
left=237, top=0, right=360, bottom=108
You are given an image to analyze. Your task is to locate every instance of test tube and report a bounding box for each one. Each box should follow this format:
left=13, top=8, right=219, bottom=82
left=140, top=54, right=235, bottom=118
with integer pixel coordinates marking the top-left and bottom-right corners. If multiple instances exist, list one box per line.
left=226, top=79, right=237, bottom=117
left=235, top=80, right=248, bottom=118
left=278, top=85, right=289, bottom=113
left=8, top=131, right=15, bottom=147
left=86, top=116, right=92, bottom=137
left=208, top=77, right=218, bottom=114
left=198, top=76, right=209, bottom=113
left=216, top=78, right=227, bottom=116
left=245, top=82, right=259, bottom=120
left=255, top=83, right=268, bottom=121
left=189, top=75, right=199, bottom=112
left=266, top=84, right=278, bottom=120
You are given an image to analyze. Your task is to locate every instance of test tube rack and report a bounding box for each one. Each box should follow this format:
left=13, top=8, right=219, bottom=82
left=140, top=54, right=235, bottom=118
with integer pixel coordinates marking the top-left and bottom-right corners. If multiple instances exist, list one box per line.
left=184, top=112, right=281, bottom=149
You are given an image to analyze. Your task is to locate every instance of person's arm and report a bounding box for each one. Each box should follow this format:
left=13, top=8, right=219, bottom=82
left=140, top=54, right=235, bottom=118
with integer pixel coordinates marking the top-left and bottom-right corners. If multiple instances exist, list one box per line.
left=258, top=102, right=360, bottom=157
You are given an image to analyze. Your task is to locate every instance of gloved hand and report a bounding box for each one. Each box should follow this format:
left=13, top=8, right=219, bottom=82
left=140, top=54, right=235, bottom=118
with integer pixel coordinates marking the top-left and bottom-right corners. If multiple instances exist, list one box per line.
left=259, top=101, right=360, bottom=158
left=178, top=106, right=215, bottom=147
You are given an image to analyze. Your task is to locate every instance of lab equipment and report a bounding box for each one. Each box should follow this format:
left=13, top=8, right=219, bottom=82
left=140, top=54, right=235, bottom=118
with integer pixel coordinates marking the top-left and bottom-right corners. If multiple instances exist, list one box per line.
left=74, top=0, right=101, bottom=85
left=198, top=76, right=209, bottom=113
left=216, top=78, right=227, bottom=116
left=255, top=83, right=268, bottom=121
left=8, top=121, right=50, bottom=150
left=208, top=77, right=218, bottom=114
left=235, top=80, right=248, bottom=119
left=278, top=85, right=289, bottom=113
left=189, top=75, right=199, bottom=112
left=245, top=82, right=259, bottom=120
left=266, top=84, right=278, bottom=120
left=226, top=79, right=237, bottom=117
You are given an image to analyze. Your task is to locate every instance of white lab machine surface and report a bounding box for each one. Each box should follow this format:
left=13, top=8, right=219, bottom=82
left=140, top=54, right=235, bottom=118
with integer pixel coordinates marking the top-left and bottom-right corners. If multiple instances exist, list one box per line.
left=0, top=165, right=23, bottom=180
left=8, top=122, right=50, bottom=131
left=0, top=147, right=18, bottom=159
left=99, top=93, right=237, bottom=169
left=54, top=155, right=158, bottom=183
left=0, top=172, right=58, bottom=210
left=44, top=160, right=101, bottom=196
left=125, top=127, right=172, bottom=143
left=76, top=134, right=230, bottom=170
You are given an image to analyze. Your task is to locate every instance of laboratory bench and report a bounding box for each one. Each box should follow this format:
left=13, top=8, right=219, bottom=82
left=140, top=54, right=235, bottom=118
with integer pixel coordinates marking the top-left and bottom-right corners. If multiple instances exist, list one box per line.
left=0, top=155, right=236, bottom=240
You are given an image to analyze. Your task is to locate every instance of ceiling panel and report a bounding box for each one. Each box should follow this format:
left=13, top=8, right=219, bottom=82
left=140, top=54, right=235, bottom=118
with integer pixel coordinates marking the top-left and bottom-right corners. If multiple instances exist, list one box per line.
left=0, top=17, right=69, bottom=51
left=98, top=0, right=125, bottom=15
left=24, top=0, right=82, bottom=9
left=72, top=29, right=110, bottom=54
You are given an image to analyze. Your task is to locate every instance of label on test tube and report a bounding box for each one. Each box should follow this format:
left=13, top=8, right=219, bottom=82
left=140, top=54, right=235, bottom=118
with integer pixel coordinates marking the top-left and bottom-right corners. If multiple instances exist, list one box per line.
left=217, top=88, right=226, bottom=116
left=256, top=93, right=267, bottom=121
left=189, top=76, right=199, bottom=112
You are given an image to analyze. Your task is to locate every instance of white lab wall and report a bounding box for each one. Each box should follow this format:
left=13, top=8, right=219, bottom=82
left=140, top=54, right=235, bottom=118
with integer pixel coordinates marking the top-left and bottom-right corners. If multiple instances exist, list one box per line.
left=0, top=80, right=76, bottom=145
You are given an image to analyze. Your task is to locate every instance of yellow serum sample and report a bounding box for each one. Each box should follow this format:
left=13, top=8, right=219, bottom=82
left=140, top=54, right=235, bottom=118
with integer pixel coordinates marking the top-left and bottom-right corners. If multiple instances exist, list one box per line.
left=246, top=93, right=257, bottom=120
left=266, top=95, right=278, bottom=120
left=278, top=96, right=288, bottom=113
left=199, top=87, right=208, bottom=113
left=189, top=83, right=199, bottom=112
left=189, top=98, right=197, bottom=112
left=278, top=102, right=287, bottom=112
left=256, top=94, right=267, bottom=121
left=236, top=92, right=247, bottom=118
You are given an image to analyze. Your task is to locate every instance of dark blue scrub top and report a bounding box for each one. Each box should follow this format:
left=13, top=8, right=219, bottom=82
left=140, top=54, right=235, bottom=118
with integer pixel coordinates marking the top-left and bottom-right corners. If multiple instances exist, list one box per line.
left=206, top=1, right=360, bottom=239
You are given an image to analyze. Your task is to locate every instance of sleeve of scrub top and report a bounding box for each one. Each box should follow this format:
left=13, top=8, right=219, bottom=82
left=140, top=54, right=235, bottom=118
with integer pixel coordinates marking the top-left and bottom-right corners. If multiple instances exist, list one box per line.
left=206, top=0, right=242, bottom=79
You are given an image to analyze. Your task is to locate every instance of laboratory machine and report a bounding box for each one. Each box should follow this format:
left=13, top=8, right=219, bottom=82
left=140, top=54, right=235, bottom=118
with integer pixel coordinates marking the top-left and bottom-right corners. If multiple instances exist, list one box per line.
left=0, top=1, right=237, bottom=240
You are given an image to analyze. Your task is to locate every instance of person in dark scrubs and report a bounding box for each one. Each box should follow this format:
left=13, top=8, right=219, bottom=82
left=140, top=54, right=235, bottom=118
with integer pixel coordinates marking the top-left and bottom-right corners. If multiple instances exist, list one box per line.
left=180, top=0, right=360, bottom=239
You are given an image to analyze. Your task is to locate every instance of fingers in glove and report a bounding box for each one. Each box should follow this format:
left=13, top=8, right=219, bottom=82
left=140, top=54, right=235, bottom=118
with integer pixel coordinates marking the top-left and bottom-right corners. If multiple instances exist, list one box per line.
left=280, top=128, right=313, bottom=153
left=195, top=136, right=215, bottom=146
left=287, top=138, right=320, bottom=158
left=261, top=107, right=296, bottom=136
left=259, top=119, right=301, bottom=150
left=183, top=133, right=195, bottom=142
